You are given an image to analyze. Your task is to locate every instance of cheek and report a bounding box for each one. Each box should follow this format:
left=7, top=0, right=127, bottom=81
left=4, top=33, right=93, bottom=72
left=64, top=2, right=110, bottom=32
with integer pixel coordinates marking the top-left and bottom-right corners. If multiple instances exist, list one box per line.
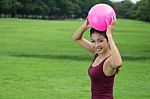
left=103, top=42, right=109, bottom=48
left=100, top=41, right=108, bottom=46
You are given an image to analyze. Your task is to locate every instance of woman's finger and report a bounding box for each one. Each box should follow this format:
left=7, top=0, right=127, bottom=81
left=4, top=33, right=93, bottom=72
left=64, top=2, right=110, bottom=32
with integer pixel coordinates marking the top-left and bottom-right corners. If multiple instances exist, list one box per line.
left=114, top=16, right=117, bottom=23
left=111, top=16, right=114, bottom=25
left=113, top=16, right=117, bottom=25
left=110, top=16, right=117, bottom=26
left=105, top=19, right=109, bottom=27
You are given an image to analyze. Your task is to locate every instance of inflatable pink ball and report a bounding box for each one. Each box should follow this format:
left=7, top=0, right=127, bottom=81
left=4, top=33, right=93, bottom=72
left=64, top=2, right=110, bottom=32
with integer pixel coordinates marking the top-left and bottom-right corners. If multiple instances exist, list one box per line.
left=88, top=4, right=116, bottom=31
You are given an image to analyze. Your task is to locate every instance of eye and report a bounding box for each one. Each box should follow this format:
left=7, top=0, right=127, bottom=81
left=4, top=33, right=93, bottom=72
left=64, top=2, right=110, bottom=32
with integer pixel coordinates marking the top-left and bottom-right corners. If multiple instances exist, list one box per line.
left=98, top=39, right=103, bottom=43
left=91, top=40, right=95, bottom=43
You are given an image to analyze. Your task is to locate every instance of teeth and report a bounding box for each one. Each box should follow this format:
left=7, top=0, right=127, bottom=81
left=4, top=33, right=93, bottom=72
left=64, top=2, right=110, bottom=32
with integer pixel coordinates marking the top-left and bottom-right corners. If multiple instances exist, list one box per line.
left=96, top=49, right=101, bottom=51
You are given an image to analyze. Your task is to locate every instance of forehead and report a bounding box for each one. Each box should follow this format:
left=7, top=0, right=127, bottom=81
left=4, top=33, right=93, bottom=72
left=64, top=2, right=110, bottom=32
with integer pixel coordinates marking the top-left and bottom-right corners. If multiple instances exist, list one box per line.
left=91, top=32, right=105, bottom=40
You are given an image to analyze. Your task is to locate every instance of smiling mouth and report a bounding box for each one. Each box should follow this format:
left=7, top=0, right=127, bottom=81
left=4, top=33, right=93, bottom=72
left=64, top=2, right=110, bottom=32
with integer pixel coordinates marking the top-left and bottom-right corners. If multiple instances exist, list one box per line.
left=96, top=48, right=102, bottom=51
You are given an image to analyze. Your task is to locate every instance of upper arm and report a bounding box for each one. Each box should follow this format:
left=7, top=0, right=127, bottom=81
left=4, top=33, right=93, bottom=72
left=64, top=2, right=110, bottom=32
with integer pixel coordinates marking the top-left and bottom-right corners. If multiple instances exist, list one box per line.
left=106, top=56, right=121, bottom=69
left=75, top=37, right=95, bottom=54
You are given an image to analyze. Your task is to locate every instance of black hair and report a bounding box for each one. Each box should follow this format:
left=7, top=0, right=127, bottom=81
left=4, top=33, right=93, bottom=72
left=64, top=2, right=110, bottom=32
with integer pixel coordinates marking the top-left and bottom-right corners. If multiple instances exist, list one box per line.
left=90, top=28, right=108, bottom=41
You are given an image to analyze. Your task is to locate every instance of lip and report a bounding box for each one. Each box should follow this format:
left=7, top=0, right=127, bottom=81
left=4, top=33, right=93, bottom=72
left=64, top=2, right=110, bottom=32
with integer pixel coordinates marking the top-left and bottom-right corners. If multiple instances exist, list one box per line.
left=96, top=49, right=101, bottom=51
left=95, top=48, right=102, bottom=52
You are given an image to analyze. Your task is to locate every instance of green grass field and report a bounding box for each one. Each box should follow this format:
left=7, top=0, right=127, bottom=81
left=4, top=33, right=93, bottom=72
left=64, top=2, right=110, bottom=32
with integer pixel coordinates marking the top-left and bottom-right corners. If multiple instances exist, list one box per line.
left=0, top=18, right=150, bottom=99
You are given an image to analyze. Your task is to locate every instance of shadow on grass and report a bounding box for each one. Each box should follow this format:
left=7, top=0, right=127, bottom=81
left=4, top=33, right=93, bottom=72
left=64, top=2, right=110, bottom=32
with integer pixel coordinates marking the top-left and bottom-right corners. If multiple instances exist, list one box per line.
left=10, top=54, right=150, bottom=61
left=10, top=54, right=92, bottom=61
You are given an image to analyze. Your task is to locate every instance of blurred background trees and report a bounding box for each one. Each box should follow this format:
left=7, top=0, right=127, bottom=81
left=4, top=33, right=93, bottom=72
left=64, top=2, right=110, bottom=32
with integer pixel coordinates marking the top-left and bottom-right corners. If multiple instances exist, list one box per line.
left=0, top=0, right=149, bottom=22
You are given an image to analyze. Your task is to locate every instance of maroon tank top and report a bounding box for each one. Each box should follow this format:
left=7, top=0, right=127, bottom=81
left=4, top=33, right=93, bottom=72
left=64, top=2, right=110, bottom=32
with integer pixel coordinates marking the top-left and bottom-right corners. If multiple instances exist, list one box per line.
left=88, top=54, right=116, bottom=99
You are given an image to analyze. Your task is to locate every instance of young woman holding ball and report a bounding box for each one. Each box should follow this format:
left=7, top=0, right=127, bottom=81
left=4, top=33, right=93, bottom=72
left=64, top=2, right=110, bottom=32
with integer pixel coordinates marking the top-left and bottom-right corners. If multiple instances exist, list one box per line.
left=73, top=16, right=122, bottom=99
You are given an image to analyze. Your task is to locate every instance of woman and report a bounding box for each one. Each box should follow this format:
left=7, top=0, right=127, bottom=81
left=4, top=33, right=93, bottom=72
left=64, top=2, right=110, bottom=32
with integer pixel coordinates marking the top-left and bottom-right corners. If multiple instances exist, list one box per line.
left=72, top=17, right=122, bottom=99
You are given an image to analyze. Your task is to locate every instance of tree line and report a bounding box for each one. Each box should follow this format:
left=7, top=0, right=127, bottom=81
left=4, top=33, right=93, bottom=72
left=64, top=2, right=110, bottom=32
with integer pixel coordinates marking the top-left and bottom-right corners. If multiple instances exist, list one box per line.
left=0, top=0, right=150, bottom=22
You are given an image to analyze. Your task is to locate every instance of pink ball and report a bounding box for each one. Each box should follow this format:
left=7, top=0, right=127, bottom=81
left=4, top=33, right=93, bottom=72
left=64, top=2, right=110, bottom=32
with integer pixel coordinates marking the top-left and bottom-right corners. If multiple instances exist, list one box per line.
left=88, top=4, right=116, bottom=31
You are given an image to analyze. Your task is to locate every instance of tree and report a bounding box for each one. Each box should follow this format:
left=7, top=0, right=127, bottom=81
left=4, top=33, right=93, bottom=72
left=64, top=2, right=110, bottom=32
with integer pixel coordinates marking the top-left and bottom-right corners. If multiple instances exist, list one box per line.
left=45, top=0, right=61, bottom=19
left=32, top=0, right=48, bottom=19
left=17, top=0, right=33, bottom=18
left=0, top=0, right=11, bottom=17
left=135, top=0, right=150, bottom=22
left=113, top=0, right=134, bottom=19
left=11, top=0, right=22, bottom=17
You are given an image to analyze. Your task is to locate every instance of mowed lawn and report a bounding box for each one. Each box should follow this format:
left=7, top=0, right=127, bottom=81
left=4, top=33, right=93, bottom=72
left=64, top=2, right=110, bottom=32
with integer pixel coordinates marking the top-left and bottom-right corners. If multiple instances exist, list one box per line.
left=0, top=18, right=150, bottom=99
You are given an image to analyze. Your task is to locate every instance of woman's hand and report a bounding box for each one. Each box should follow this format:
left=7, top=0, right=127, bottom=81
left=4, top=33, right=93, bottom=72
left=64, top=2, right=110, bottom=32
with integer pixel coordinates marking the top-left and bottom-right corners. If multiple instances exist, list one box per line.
left=105, top=16, right=117, bottom=37
left=82, top=18, right=91, bottom=30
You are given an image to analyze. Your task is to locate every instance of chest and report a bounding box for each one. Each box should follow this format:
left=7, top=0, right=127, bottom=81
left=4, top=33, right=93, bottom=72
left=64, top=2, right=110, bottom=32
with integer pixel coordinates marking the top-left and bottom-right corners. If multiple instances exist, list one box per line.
left=88, top=62, right=105, bottom=81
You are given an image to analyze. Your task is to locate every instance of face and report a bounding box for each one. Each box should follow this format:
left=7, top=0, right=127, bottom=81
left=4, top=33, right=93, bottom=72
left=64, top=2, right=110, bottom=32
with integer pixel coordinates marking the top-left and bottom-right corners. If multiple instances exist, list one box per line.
left=91, top=32, right=109, bottom=54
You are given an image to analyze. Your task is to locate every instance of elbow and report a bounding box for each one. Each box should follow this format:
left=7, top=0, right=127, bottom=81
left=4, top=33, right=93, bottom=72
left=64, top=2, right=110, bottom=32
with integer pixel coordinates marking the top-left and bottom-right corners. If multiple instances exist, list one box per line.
left=72, top=36, right=77, bottom=41
left=117, top=64, right=122, bottom=68
left=72, top=35, right=81, bottom=41
left=113, top=59, right=122, bottom=69
left=116, top=61, right=122, bottom=68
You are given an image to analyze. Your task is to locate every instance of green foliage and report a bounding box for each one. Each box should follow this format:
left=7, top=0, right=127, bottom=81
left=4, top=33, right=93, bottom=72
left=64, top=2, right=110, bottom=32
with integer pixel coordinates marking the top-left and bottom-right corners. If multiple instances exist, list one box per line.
left=135, top=0, right=150, bottom=22
left=113, top=0, right=150, bottom=22
left=0, top=0, right=114, bottom=19
left=113, top=0, right=134, bottom=19
left=0, top=0, right=150, bottom=21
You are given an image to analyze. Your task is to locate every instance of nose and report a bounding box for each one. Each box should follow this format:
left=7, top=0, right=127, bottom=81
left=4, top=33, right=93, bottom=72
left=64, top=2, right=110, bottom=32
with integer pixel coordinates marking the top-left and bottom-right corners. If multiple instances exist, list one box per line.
left=95, top=42, right=100, bottom=47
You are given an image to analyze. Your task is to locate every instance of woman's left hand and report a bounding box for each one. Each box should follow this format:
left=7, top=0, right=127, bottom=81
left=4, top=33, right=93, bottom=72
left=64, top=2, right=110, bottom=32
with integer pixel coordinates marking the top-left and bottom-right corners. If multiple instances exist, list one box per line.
left=105, top=16, right=117, bottom=37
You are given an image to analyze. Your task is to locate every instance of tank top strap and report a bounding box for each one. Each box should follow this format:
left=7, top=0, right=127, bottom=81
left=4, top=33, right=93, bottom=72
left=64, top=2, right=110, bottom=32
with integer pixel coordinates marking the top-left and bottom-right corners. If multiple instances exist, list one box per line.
left=104, top=55, right=111, bottom=61
left=100, top=55, right=111, bottom=65
left=92, top=54, right=111, bottom=63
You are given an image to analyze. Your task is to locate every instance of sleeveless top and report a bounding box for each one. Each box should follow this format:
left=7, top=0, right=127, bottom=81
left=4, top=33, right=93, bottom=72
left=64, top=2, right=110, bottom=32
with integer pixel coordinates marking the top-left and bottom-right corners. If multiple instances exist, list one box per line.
left=88, top=54, right=116, bottom=99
